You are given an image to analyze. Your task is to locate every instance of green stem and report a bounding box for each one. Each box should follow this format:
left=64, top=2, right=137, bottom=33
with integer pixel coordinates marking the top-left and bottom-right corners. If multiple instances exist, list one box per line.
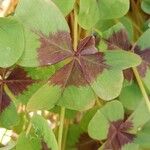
left=132, top=67, right=150, bottom=112
left=73, top=9, right=78, bottom=51
left=26, top=122, right=32, bottom=136
left=62, top=120, right=69, bottom=150
left=4, top=84, right=17, bottom=102
left=58, top=107, right=65, bottom=150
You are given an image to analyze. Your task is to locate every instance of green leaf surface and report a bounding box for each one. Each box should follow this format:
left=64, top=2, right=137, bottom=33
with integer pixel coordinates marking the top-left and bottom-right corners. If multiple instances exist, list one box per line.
left=135, top=121, right=150, bottom=148
left=122, top=143, right=139, bottom=150
left=80, top=106, right=99, bottom=132
left=58, top=85, right=96, bottom=111
left=127, top=101, right=150, bottom=132
left=16, top=132, right=41, bottom=150
left=136, top=28, right=150, bottom=49
left=105, top=50, right=141, bottom=70
left=141, top=0, right=150, bottom=14
left=17, top=82, right=44, bottom=105
left=88, top=100, right=124, bottom=140
left=24, top=66, right=55, bottom=80
left=31, top=115, right=58, bottom=150
left=27, top=83, right=61, bottom=111
left=97, top=0, right=130, bottom=20
left=119, top=82, right=143, bottom=110
left=0, top=17, right=24, bottom=68
left=91, top=69, right=123, bottom=100
left=14, top=0, right=69, bottom=67
left=0, top=102, right=19, bottom=128
left=53, top=0, right=75, bottom=16
left=66, top=124, right=83, bottom=149
left=96, top=17, right=133, bottom=40
left=135, top=29, right=150, bottom=92
left=78, top=0, right=99, bottom=29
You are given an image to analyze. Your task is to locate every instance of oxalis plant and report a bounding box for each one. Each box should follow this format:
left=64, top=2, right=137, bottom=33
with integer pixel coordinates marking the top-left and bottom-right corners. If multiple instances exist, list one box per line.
left=0, top=0, right=150, bottom=150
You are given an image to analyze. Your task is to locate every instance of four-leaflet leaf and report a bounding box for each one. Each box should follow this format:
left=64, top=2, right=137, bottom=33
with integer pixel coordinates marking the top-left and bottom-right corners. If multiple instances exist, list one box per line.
left=27, top=31, right=141, bottom=111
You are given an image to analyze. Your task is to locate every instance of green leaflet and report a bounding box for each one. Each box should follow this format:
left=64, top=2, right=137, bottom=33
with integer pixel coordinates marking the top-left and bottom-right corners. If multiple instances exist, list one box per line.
left=141, top=0, right=150, bottom=14
left=105, top=50, right=141, bottom=70
left=16, top=133, right=41, bottom=150
left=121, top=143, right=139, bottom=150
left=135, top=121, right=150, bottom=149
left=91, top=69, right=124, bottom=100
left=14, top=0, right=69, bottom=67
left=27, top=83, right=61, bottom=111
left=27, top=83, right=96, bottom=111
left=119, top=82, right=143, bottom=111
left=80, top=107, right=99, bottom=132
left=98, top=0, right=130, bottom=20
left=96, top=17, right=133, bottom=40
left=88, top=100, right=124, bottom=140
left=57, top=85, right=96, bottom=111
left=137, top=28, right=150, bottom=49
left=0, top=102, right=19, bottom=128
left=88, top=100, right=150, bottom=149
left=77, top=0, right=130, bottom=29
left=78, top=0, right=99, bottom=29
left=0, top=17, right=24, bottom=68
left=136, top=29, right=150, bottom=92
left=127, top=101, right=150, bottom=132
left=31, top=115, right=58, bottom=150
left=53, top=0, right=75, bottom=16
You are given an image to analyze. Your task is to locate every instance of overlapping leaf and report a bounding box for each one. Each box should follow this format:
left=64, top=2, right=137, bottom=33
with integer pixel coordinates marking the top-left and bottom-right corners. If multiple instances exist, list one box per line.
left=119, top=82, right=143, bottom=110
left=0, top=17, right=24, bottom=68
left=88, top=101, right=135, bottom=150
left=78, top=0, right=130, bottom=29
left=53, top=0, right=75, bottom=16
left=14, top=0, right=69, bottom=67
left=78, top=0, right=99, bottom=29
left=141, top=0, right=150, bottom=14
left=16, top=132, right=41, bottom=150
left=0, top=67, right=35, bottom=113
left=101, top=23, right=150, bottom=91
left=88, top=100, right=150, bottom=150
left=31, top=115, right=58, bottom=150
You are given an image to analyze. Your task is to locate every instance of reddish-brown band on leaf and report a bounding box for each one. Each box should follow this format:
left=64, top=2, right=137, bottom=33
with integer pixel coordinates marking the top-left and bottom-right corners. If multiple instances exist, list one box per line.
left=50, top=60, right=88, bottom=87
left=106, top=29, right=132, bottom=51
left=38, top=31, right=74, bottom=66
left=77, top=133, right=100, bottom=150
left=6, top=67, right=35, bottom=95
left=103, top=28, right=150, bottom=80
left=105, top=120, right=135, bottom=150
left=49, top=35, right=109, bottom=87
left=41, top=140, right=50, bottom=150
left=0, top=67, right=35, bottom=112
left=77, top=36, right=97, bottom=55
left=134, top=46, right=150, bottom=77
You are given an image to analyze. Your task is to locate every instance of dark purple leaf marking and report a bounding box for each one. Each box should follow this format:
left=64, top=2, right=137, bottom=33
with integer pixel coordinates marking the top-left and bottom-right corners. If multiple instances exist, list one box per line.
left=134, top=46, right=150, bottom=77
left=104, top=29, right=150, bottom=80
left=46, top=35, right=109, bottom=87
left=77, top=133, right=100, bottom=150
left=38, top=31, right=74, bottom=66
left=106, top=29, right=132, bottom=51
left=105, top=120, right=135, bottom=150
left=0, top=67, right=35, bottom=112
left=41, top=141, right=51, bottom=150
